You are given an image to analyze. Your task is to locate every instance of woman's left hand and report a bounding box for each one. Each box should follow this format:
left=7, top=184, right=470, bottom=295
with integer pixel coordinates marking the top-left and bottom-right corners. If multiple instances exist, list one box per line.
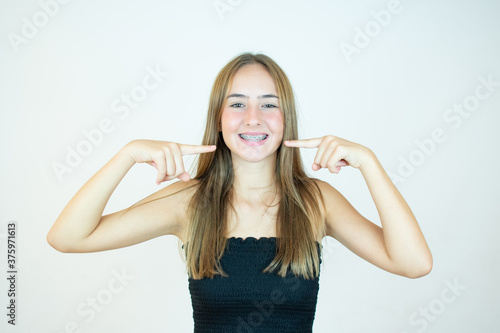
left=284, top=135, right=374, bottom=174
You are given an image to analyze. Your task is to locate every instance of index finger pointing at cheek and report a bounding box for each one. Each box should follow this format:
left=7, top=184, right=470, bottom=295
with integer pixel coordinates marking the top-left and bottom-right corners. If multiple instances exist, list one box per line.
left=284, top=138, right=322, bottom=148
left=180, top=144, right=217, bottom=156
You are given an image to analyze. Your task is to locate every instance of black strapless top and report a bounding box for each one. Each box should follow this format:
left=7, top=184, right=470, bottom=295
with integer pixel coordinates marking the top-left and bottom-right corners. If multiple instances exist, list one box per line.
left=185, top=237, right=322, bottom=333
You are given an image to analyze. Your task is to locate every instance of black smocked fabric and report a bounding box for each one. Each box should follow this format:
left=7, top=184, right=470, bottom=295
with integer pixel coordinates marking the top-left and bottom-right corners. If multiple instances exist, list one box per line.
left=185, top=237, right=322, bottom=333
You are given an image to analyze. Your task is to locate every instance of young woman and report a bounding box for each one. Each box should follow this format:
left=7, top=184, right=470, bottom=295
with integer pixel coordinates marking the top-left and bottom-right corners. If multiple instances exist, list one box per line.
left=47, top=52, right=432, bottom=332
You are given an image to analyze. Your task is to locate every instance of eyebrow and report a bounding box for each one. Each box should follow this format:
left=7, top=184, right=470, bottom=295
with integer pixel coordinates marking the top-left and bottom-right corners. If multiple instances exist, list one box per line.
left=226, top=93, right=279, bottom=99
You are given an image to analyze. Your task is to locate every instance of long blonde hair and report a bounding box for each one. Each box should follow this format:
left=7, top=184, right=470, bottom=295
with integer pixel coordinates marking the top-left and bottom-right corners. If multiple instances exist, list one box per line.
left=182, top=52, right=327, bottom=280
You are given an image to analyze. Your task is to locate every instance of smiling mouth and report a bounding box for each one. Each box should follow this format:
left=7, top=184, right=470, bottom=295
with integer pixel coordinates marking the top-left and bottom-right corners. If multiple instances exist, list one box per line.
left=238, top=134, right=269, bottom=142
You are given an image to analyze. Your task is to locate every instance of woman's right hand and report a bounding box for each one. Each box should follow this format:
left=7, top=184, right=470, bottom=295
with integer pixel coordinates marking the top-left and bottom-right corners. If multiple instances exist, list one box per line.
left=125, top=139, right=216, bottom=184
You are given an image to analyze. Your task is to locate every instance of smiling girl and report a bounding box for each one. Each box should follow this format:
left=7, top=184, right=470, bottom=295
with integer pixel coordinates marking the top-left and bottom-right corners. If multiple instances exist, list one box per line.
left=47, top=52, right=432, bottom=332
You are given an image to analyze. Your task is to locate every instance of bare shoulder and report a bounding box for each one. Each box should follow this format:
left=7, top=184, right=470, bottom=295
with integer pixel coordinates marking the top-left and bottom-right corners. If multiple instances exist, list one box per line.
left=311, top=177, right=375, bottom=242
left=312, top=178, right=335, bottom=194
left=310, top=178, right=352, bottom=239
left=311, top=178, right=343, bottom=206
left=168, top=179, right=200, bottom=240
left=309, top=178, right=333, bottom=241
left=310, top=178, right=332, bottom=214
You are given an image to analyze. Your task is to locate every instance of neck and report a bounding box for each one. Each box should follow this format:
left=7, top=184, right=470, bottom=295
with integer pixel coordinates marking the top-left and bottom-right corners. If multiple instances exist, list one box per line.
left=231, top=154, right=278, bottom=201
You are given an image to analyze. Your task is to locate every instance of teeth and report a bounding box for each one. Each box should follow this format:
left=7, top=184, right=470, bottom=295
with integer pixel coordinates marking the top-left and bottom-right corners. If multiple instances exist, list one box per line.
left=239, top=134, right=268, bottom=141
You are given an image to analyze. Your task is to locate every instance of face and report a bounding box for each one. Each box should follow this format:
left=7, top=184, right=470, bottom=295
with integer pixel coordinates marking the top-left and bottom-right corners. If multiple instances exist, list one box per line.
left=220, top=64, right=284, bottom=163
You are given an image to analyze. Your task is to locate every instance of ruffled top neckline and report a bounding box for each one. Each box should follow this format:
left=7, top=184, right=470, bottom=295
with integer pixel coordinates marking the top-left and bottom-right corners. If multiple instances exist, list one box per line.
left=182, top=236, right=321, bottom=249
left=225, top=236, right=277, bottom=244
left=225, top=236, right=321, bottom=245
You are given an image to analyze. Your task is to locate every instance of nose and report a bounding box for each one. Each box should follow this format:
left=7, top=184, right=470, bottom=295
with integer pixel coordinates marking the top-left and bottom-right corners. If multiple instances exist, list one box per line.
left=244, top=103, right=262, bottom=126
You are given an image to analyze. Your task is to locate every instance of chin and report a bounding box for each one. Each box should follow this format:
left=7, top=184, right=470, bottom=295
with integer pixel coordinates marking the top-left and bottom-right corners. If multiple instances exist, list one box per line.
left=233, top=150, right=278, bottom=163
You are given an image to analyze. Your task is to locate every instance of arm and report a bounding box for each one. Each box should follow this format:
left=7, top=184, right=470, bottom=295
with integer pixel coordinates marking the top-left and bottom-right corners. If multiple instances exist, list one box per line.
left=316, top=152, right=432, bottom=278
left=47, top=145, right=136, bottom=252
left=46, top=140, right=205, bottom=253
left=285, top=136, right=432, bottom=279
left=359, top=152, right=432, bottom=277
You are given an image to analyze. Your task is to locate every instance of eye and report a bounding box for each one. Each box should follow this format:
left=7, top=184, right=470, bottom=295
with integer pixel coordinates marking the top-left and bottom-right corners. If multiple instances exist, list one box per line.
left=263, top=103, right=277, bottom=108
left=230, top=102, right=244, bottom=108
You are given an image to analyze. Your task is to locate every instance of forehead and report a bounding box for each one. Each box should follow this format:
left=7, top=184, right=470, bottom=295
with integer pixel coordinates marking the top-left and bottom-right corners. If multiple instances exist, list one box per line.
left=228, top=64, right=277, bottom=94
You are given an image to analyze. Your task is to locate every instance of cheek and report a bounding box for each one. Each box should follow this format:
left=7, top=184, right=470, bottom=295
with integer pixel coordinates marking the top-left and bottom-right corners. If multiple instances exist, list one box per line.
left=267, top=112, right=284, bottom=134
left=220, top=110, right=239, bottom=131
left=220, top=112, right=242, bottom=147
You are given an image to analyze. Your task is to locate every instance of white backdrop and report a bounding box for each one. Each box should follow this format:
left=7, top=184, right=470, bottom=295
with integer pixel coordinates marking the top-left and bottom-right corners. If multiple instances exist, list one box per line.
left=1, top=0, right=499, bottom=332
